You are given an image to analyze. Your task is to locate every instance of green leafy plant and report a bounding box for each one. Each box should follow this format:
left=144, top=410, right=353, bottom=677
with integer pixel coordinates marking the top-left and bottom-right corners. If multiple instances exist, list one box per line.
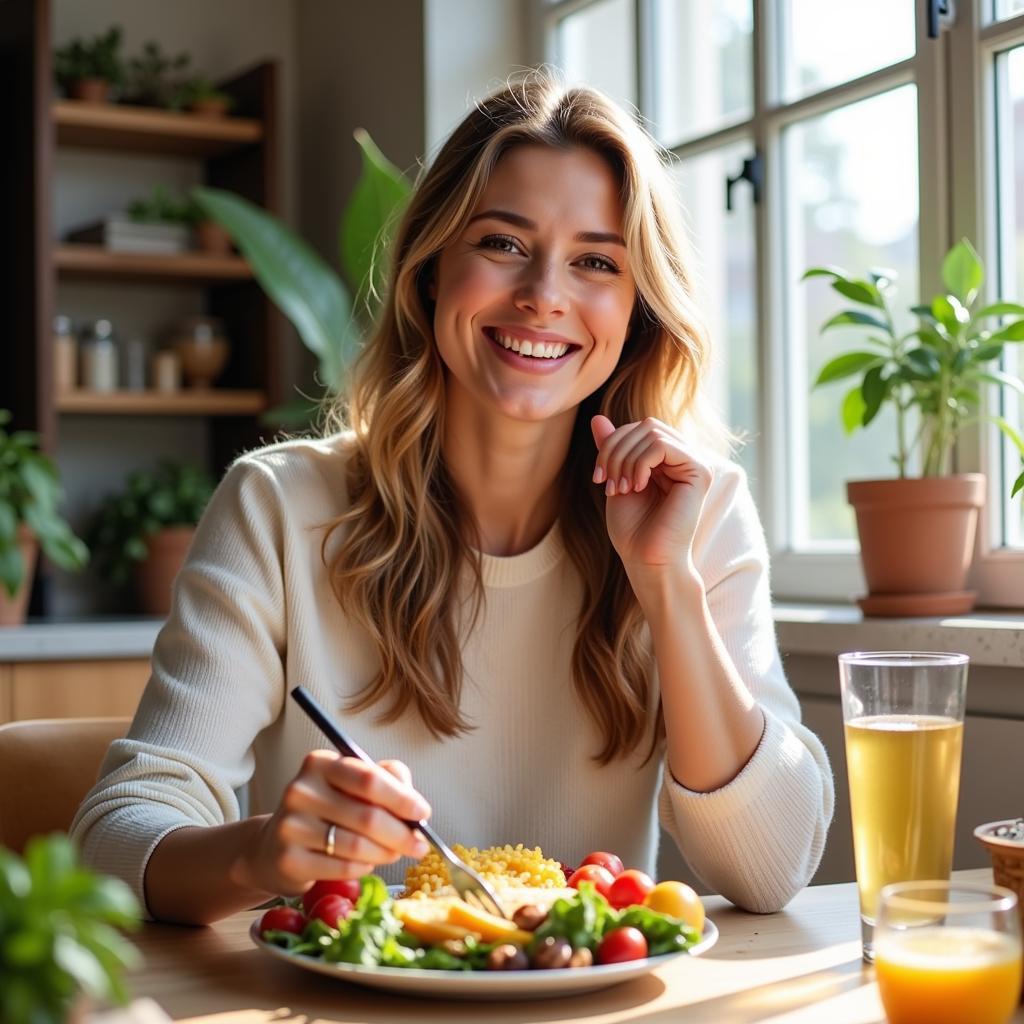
left=0, top=834, right=141, bottom=1024
left=53, top=26, right=124, bottom=91
left=0, top=411, right=89, bottom=598
left=125, top=185, right=194, bottom=226
left=803, top=238, right=1024, bottom=496
left=191, top=129, right=412, bottom=426
left=87, top=461, right=214, bottom=586
left=168, top=75, right=234, bottom=113
left=122, top=40, right=191, bottom=107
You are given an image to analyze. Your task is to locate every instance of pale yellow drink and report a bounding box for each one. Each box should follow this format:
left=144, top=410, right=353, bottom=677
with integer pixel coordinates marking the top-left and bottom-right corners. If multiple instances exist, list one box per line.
left=844, top=714, right=963, bottom=922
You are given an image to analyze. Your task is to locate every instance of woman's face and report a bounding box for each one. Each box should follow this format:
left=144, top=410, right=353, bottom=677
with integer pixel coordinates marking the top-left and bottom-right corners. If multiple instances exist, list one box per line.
left=431, top=144, right=637, bottom=425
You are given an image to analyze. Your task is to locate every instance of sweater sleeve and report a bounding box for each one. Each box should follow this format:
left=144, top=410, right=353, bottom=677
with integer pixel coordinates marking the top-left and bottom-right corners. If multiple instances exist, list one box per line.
left=657, top=461, right=835, bottom=913
left=69, top=455, right=288, bottom=916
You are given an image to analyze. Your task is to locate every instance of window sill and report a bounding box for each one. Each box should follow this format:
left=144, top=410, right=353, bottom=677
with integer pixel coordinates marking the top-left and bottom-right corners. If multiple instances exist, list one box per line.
left=774, top=602, right=1024, bottom=669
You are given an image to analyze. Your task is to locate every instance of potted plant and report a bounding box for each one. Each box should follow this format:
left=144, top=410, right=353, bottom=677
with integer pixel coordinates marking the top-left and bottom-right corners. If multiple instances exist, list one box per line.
left=87, top=461, right=214, bottom=617
left=169, top=75, right=235, bottom=118
left=121, top=40, right=190, bottom=108
left=0, top=834, right=141, bottom=1024
left=126, top=186, right=232, bottom=256
left=804, top=239, right=1024, bottom=615
left=0, top=410, right=89, bottom=626
left=190, top=128, right=412, bottom=427
left=53, top=26, right=124, bottom=103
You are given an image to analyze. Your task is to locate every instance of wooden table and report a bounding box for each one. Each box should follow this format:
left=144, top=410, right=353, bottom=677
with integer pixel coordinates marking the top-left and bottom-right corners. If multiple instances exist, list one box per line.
left=127, top=868, right=1023, bottom=1023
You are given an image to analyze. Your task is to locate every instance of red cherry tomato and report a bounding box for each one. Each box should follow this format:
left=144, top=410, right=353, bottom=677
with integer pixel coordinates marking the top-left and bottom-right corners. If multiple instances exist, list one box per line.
left=597, top=926, right=649, bottom=964
left=302, top=878, right=362, bottom=916
left=607, top=869, right=655, bottom=910
left=308, top=894, right=354, bottom=928
left=580, top=851, right=625, bottom=877
left=259, top=906, right=306, bottom=935
left=568, top=864, right=615, bottom=899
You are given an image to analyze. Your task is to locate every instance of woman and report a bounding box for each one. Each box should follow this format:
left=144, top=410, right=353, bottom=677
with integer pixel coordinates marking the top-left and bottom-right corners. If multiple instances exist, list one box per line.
left=72, top=72, right=833, bottom=926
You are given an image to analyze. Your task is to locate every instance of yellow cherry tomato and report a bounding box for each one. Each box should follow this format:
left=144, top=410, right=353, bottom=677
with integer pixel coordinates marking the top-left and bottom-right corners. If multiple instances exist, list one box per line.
left=643, top=880, right=705, bottom=932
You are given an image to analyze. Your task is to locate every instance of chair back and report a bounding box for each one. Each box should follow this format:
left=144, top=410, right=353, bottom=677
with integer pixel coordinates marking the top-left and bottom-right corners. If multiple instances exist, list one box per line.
left=0, top=716, right=129, bottom=855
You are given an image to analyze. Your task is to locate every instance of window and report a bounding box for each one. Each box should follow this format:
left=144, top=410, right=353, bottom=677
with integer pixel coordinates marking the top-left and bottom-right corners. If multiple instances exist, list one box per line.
left=540, top=0, right=1024, bottom=608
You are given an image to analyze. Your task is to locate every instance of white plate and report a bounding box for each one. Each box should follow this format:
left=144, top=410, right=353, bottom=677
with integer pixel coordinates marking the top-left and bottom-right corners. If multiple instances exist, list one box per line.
left=250, top=910, right=718, bottom=1001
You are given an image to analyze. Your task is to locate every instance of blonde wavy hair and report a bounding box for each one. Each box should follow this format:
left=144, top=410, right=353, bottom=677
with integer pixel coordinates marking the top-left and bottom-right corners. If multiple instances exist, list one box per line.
left=324, top=70, right=729, bottom=765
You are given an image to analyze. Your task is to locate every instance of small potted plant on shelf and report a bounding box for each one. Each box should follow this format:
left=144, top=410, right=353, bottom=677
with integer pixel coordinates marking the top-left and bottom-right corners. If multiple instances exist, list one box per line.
left=125, top=186, right=232, bottom=256
left=169, top=75, right=235, bottom=118
left=53, top=25, right=124, bottom=103
left=0, top=410, right=89, bottom=626
left=803, top=238, right=1024, bottom=616
left=87, top=460, right=214, bottom=617
left=120, top=39, right=190, bottom=108
left=0, top=834, right=142, bottom=1024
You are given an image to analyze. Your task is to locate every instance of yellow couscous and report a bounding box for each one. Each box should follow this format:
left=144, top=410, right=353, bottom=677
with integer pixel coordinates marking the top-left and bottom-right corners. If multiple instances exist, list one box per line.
left=403, top=843, right=567, bottom=899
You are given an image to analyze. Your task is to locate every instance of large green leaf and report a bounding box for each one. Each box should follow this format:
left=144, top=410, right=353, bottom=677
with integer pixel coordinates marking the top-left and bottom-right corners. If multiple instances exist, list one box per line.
left=987, top=320, right=1024, bottom=343
left=841, top=385, right=867, bottom=433
left=1013, top=468, right=1023, bottom=497
left=941, top=238, right=983, bottom=306
left=339, top=129, right=412, bottom=320
left=814, top=351, right=884, bottom=386
left=191, top=186, right=355, bottom=390
left=820, top=310, right=892, bottom=334
left=974, top=302, right=1024, bottom=319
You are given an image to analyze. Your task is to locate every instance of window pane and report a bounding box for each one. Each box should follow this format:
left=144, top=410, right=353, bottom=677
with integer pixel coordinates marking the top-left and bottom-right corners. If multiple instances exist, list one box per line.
left=781, top=0, right=915, bottom=101
left=995, top=46, right=1024, bottom=548
left=556, top=0, right=636, bottom=110
left=652, top=0, right=752, bottom=147
left=671, top=143, right=758, bottom=486
left=785, top=86, right=919, bottom=545
left=994, top=0, right=1024, bottom=21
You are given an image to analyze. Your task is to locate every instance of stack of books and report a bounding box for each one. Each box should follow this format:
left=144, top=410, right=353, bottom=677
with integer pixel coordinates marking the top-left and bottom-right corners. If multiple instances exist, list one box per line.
left=66, top=215, right=190, bottom=254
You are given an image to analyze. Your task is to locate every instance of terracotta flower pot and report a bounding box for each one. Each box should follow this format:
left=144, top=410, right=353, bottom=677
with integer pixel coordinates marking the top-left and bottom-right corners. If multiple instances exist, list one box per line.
left=69, top=78, right=111, bottom=103
left=847, top=474, right=985, bottom=617
left=194, top=220, right=233, bottom=256
left=134, top=527, right=195, bottom=617
left=0, top=526, right=39, bottom=626
left=189, top=97, right=230, bottom=118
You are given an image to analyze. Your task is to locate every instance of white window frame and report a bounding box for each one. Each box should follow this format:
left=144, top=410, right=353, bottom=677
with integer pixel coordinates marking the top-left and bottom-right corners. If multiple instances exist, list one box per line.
left=534, top=0, right=1024, bottom=609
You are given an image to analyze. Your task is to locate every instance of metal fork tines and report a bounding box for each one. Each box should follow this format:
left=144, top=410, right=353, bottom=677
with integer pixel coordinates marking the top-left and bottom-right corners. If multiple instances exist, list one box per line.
left=288, top=686, right=509, bottom=920
left=414, top=823, right=508, bottom=919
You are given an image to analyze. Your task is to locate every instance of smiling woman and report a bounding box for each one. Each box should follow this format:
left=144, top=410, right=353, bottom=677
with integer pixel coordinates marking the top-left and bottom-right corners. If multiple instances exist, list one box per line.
left=70, top=70, right=834, bottom=929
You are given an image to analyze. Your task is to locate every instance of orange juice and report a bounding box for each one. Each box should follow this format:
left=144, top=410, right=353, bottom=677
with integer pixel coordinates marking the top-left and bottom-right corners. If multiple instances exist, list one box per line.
left=875, top=926, right=1022, bottom=1024
left=844, top=714, right=963, bottom=921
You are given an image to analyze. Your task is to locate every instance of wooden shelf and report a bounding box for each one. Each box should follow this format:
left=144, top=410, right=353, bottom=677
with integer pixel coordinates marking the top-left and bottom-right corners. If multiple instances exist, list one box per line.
left=53, top=100, right=263, bottom=157
left=56, top=389, right=266, bottom=416
left=54, top=244, right=252, bottom=283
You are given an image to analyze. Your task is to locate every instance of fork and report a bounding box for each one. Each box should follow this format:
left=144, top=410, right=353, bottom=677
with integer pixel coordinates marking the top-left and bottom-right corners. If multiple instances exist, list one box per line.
left=289, top=685, right=509, bottom=919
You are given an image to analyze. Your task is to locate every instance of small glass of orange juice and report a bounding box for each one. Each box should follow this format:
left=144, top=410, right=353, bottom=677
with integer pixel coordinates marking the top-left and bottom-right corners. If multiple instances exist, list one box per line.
left=874, top=880, right=1022, bottom=1024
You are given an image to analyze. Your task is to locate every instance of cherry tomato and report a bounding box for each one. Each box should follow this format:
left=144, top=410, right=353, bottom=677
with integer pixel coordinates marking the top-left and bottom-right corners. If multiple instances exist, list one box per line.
left=259, top=906, right=306, bottom=935
left=597, top=926, right=649, bottom=965
left=568, top=864, right=615, bottom=899
left=580, top=851, right=625, bottom=877
left=302, top=878, right=362, bottom=916
left=308, top=894, right=354, bottom=928
left=607, top=869, right=655, bottom=910
left=644, top=880, right=705, bottom=932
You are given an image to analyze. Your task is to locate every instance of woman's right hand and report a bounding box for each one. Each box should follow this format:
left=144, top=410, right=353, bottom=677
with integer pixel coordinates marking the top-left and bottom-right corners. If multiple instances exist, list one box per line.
left=230, top=751, right=432, bottom=897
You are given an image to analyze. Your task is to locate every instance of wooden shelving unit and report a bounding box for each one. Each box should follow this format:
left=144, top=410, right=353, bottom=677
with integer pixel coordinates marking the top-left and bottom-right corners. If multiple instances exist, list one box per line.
left=2, top=0, right=285, bottom=615
left=54, top=244, right=253, bottom=283
left=53, top=100, right=263, bottom=157
left=57, top=389, right=266, bottom=416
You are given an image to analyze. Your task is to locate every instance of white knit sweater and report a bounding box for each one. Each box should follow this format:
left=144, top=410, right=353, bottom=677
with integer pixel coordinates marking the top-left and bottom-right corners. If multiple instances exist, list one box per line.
left=71, top=433, right=833, bottom=916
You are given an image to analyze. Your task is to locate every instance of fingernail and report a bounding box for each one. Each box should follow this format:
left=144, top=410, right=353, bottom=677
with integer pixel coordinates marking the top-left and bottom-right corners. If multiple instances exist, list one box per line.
left=413, top=837, right=430, bottom=857
left=593, top=465, right=605, bottom=484
left=605, top=479, right=616, bottom=497
left=411, top=799, right=430, bottom=820
left=619, top=477, right=630, bottom=493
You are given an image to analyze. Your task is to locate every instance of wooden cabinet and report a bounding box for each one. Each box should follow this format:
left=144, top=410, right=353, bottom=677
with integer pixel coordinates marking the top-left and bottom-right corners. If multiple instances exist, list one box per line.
left=0, top=660, right=150, bottom=723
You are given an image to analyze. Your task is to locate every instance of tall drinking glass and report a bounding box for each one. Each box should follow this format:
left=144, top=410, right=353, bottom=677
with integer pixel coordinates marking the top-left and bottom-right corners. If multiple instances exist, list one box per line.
left=839, top=651, right=968, bottom=962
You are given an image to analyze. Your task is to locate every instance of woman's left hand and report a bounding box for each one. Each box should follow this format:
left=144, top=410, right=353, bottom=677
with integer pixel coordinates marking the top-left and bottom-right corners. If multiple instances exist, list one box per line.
left=591, top=414, right=713, bottom=575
